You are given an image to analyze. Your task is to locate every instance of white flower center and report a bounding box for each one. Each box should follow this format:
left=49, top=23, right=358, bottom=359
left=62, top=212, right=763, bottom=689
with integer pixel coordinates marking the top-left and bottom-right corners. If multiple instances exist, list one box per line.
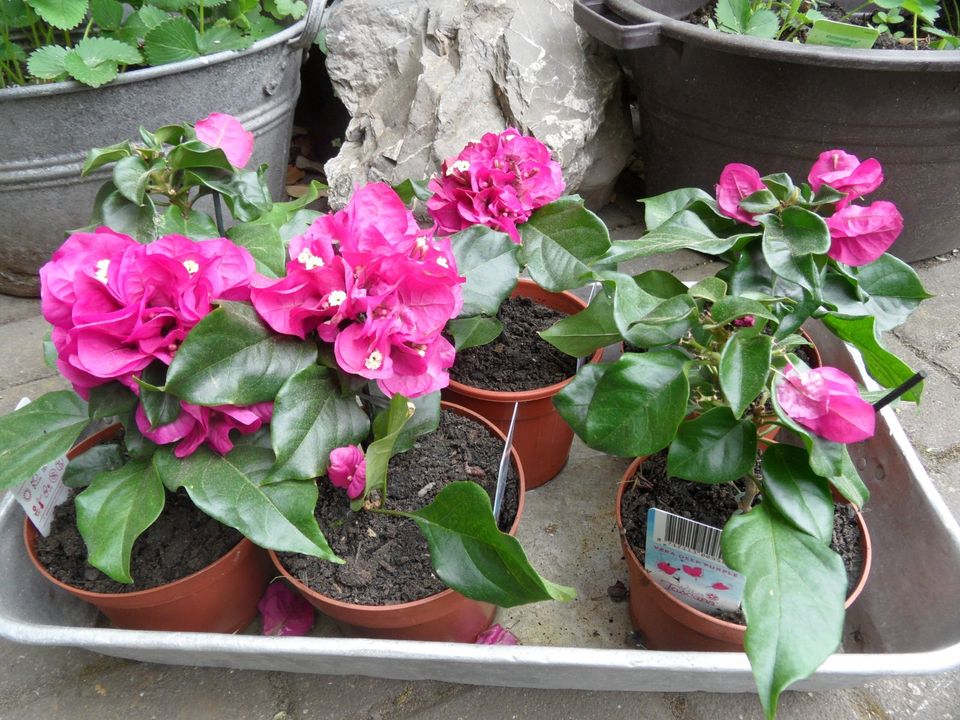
left=328, top=290, right=346, bottom=307
left=297, top=248, right=325, bottom=270
left=503, top=134, right=516, bottom=141
left=364, top=350, right=383, bottom=370
left=436, top=257, right=449, bottom=268
left=93, top=259, right=110, bottom=285
left=446, top=160, right=470, bottom=175
left=182, top=259, right=199, bottom=275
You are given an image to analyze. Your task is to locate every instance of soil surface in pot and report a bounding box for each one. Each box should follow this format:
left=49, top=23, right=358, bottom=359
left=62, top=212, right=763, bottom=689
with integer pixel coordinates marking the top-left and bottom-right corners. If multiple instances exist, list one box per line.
left=448, top=296, right=577, bottom=392
left=621, top=451, right=864, bottom=624
left=685, top=0, right=945, bottom=50
left=277, top=409, right=520, bottom=605
left=35, top=490, right=243, bottom=594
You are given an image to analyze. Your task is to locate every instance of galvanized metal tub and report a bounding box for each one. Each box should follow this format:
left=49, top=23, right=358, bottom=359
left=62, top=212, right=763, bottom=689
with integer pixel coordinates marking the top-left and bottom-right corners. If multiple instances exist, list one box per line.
left=574, top=0, right=960, bottom=264
left=0, top=3, right=325, bottom=297
left=0, top=325, right=958, bottom=692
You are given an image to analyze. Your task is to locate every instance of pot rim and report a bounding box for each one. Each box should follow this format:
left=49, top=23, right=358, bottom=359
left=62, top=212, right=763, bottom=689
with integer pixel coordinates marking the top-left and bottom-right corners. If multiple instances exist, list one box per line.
left=268, top=400, right=527, bottom=613
left=446, top=278, right=605, bottom=403
left=616, top=455, right=873, bottom=631
left=605, top=0, right=960, bottom=71
left=0, top=19, right=305, bottom=102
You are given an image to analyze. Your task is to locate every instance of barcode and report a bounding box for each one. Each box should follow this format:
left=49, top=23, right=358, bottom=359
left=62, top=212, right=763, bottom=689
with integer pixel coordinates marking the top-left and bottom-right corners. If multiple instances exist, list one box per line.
left=661, top=513, right=723, bottom=562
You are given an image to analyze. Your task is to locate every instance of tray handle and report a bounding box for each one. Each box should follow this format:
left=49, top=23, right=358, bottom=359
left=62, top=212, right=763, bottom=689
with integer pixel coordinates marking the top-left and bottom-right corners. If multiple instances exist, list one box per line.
left=292, top=0, right=332, bottom=51
left=573, top=0, right=663, bottom=50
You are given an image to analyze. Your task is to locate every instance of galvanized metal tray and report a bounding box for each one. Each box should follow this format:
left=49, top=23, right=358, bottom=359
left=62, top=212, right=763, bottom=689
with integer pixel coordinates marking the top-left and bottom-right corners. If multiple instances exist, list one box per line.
left=1, top=325, right=959, bottom=692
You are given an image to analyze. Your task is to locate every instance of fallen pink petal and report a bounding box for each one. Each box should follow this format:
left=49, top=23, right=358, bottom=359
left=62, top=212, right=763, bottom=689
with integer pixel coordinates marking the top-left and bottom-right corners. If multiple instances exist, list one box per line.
left=258, top=582, right=315, bottom=637
left=475, top=624, right=519, bottom=645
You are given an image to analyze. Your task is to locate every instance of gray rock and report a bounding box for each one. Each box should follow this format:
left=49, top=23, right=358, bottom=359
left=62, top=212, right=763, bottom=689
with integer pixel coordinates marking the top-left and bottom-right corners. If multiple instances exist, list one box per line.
left=323, top=0, right=633, bottom=209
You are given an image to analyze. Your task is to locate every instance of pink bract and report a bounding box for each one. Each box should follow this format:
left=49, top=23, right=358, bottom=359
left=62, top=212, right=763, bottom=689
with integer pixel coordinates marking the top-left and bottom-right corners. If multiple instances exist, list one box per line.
left=328, top=445, right=366, bottom=500
left=807, top=149, right=883, bottom=207
left=715, top=163, right=767, bottom=226
left=194, top=112, right=254, bottom=169
left=475, top=624, right=519, bottom=645
left=258, top=581, right=315, bottom=637
left=776, top=365, right=875, bottom=444
left=135, top=401, right=272, bottom=458
left=427, top=128, right=564, bottom=243
left=826, top=201, right=903, bottom=266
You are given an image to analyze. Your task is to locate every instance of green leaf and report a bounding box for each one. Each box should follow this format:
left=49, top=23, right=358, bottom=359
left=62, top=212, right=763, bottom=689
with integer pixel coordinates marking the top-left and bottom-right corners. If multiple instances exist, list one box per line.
left=273, top=0, right=305, bottom=18
left=829, top=447, right=870, bottom=508
left=154, top=445, right=341, bottom=561
left=447, top=316, right=503, bottom=351
left=641, top=187, right=713, bottom=230
left=539, top=288, right=619, bottom=357
left=604, top=215, right=754, bottom=265
left=165, top=302, right=317, bottom=406
left=519, top=197, right=611, bottom=292
left=89, top=184, right=159, bottom=241
left=137, top=363, right=182, bottom=429
left=409, top=482, right=576, bottom=606
left=90, top=0, right=122, bottom=29
left=821, top=314, right=921, bottom=401
left=554, top=350, right=689, bottom=457
left=269, top=365, right=369, bottom=481
left=760, top=208, right=830, bottom=296
left=392, top=178, right=431, bottom=204
left=157, top=205, right=220, bottom=240
left=190, top=167, right=273, bottom=222
left=688, top=277, right=727, bottom=304
left=75, top=458, right=165, bottom=584
left=723, top=504, right=846, bottom=719
left=144, top=17, right=201, bottom=65
left=761, top=444, right=834, bottom=542
left=357, top=394, right=413, bottom=506
left=62, top=443, right=125, bottom=488
left=25, top=0, right=87, bottom=29
left=633, top=269, right=689, bottom=299
left=449, top=225, right=520, bottom=317
left=167, top=140, right=234, bottom=173
left=63, top=48, right=118, bottom=88
left=197, top=25, right=252, bottom=54
left=740, top=188, right=780, bottom=214
left=720, top=332, right=773, bottom=418
left=226, top=222, right=286, bottom=278
left=112, top=155, right=153, bottom=206
left=87, top=382, right=138, bottom=419
left=27, top=45, right=69, bottom=80
left=667, top=407, right=757, bottom=484
left=746, top=7, right=779, bottom=37
left=379, top=390, right=440, bottom=456
left=852, top=253, right=931, bottom=332
left=81, top=140, right=133, bottom=176
left=0, top=392, right=89, bottom=491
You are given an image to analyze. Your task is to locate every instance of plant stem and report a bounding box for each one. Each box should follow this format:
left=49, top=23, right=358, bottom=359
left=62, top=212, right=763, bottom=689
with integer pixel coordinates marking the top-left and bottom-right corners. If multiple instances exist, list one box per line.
left=740, top=474, right=760, bottom=513
left=367, top=506, right=411, bottom=520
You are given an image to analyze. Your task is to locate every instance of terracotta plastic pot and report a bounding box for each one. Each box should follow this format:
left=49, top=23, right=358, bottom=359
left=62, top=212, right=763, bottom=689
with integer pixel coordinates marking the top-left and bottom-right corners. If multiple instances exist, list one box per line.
left=442, top=279, right=604, bottom=489
left=24, top=425, right=273, bottom=632
left=269, top=401, right=526, bottom=642
left=616, top=456, right=873, bottom=652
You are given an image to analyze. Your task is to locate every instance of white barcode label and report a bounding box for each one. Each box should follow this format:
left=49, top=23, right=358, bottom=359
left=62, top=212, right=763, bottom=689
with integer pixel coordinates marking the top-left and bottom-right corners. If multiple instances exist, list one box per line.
left=12, top=397, right=71, bottom=537
left=644, top=508, right=744, bottom=614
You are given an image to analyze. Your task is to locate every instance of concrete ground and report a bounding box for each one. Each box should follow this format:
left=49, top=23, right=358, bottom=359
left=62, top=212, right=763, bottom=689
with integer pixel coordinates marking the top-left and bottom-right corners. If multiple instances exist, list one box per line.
left=0, top=199, right=958, bottom=719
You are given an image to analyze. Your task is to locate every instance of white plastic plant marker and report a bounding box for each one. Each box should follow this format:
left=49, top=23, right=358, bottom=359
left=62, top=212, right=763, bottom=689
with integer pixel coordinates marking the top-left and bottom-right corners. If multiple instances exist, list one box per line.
left=11, top=398, right=70, bottom=537
left=493, top=401, right=520, bottom=523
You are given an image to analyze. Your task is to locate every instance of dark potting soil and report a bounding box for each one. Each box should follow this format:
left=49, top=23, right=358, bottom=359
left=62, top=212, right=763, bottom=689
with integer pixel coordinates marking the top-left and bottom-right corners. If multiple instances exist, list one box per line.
left=685, top=0, right=944, bottom=50
left=621, top=451, right=864, bottom=624
left=448, top=296, right=578, bottom=392
left=277, top=409, right=520, bottom=605
left=35, top=490, right=243, bottom=594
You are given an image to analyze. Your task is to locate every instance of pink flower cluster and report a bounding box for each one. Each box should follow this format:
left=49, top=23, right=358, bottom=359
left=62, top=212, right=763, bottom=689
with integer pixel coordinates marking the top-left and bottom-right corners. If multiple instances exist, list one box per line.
left=776, top=364, right=875, bottom=444
left=427, top=128, right=565, bottom=243
left=328, top=445, right=366, bottom=499
left=251, top=183, right=464, bottom=398
left=714, top=150, right=903, bottom=266
left=40, top=228, right=269, bottom=457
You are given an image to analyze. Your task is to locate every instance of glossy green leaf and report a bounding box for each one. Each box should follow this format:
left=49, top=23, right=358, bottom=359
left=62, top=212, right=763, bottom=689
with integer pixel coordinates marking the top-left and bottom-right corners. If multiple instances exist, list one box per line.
left=227, top=222, right=286, bottom=278
left=62, top=443, right=125, bottom=488
left=81, top=140, right=133, bottom=176
left=167, top=140, right=233, bottom=173
left=554, top=350, right=689, bottom=457
left=158, top=205, right=220, bottom=240
left=641, top=187, right=713, bottom=230
left=723, top=504, right=846, bottom=719
left=165, top=302, right=317, bottom=405
left=112, top=155, right=153, bottom=206
left=852, top=253, right=931, bottom=332
left=137, top=363, right=182, bottom=429
left=87, top=381, right=138, bottom=419
left=392, top=178, right=431, bottom=204
left=75, top=458, right=165, bottom=583
left=0, top=392, right=89, bottom=490
left=25, top=0, right=87, bottom=29
left=270, top=365, right=369, bottom=481
left=829, top=447, right=870, bottom=508
left=720, top=332, right=773, bottom=418
left=667, top=407, right=757, bottom=484
left=539, top=288, right=618, bottom=356
left=153, top=445, right=341, bottom=561
left=688, top=277, right=727, bottom=304
left=356, top=394, right=413, bottom=507
left=449, top=225, right=520, bottom=317
left=144, top=17, right=201, bottom=65
left=27, top=44, right=69, bottom=80
left=760, top=208, right=830, bottom=296
left=409, top=482, right=576, bottom=606
left=519, top=197, right=610, bottom=292
left=623, top=295, right=697, bottom=348
left=447, top=316, right=503, bottom=351
left=89, top=184, right=159, bottom=241
left=190, top=168, right=273, bottom=222
left=740, top=188, right=780, bottom=214
left=760, top=444, right=834, bottom=542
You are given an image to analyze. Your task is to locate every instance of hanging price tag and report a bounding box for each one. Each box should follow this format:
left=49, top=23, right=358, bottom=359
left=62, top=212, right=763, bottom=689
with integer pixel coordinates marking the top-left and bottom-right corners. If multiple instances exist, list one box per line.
left=11, top=398, right=71, bottom=537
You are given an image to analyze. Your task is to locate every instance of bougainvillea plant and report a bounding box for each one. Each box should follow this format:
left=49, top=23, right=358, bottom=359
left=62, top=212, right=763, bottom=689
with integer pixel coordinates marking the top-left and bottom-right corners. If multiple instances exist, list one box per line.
left=0, top=116, right=572, bottom=609
left=541, top=151, right=929, bottom=718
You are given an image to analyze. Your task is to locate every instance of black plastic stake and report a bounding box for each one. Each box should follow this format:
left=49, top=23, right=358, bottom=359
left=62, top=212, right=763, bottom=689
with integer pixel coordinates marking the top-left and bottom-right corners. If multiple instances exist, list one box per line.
left=873, top=370, right=926, bottom=412
left=213, top=194, right=226, bottom=236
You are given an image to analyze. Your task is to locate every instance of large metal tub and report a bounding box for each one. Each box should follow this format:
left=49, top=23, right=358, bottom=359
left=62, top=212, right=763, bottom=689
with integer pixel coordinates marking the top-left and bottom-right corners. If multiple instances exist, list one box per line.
left=0, top=325, right=958, bottom=691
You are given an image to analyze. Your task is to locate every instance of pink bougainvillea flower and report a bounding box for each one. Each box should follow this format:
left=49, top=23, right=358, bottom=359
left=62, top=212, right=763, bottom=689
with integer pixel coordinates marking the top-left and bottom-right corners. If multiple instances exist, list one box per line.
left=258, top=582, right=315, bottom=637
left=715, top=163, right=767, bottom=226
left=732, top=315, right=756, bottom=328
left=657, top=562, right=679, bottom=575
left=194, top=112, right=254, bottom=168
left=711, top=582, right=730, bottom=591
left=807, top=149, right=883, bottom=207
left=135, top=401, right=272, bottom=458
left=776, top=364, right=875, bottom=443
left=682, top=565, right=703, bottom=578
left=328, top=445, right=366, bottom=499
left=427, top=128, right=564, bottom=242
left=475, top=624, right=519, bottom=645
left=826, top=200, right=903, bottom=266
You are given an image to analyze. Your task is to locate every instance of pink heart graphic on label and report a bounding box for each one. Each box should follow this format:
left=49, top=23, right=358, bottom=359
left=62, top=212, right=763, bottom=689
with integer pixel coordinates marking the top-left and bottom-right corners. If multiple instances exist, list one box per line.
left=711, top=582, right=730, bottom=591
left=657, top=562, right=679, bottom=575
left=682, top=565, right=703, bottom=578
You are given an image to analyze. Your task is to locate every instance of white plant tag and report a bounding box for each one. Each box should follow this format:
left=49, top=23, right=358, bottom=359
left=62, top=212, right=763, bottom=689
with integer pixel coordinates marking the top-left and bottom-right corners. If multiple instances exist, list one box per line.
left=644, top=508, right=745, bottom=614
left=11, top=397, right=71, bottom=537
